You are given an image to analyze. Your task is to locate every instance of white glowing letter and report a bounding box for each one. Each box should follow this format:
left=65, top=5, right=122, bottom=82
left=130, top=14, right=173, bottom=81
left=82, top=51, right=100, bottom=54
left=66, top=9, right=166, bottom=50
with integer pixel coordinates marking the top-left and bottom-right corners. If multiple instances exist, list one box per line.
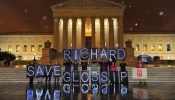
left=91, top=48, right=98, bottom=59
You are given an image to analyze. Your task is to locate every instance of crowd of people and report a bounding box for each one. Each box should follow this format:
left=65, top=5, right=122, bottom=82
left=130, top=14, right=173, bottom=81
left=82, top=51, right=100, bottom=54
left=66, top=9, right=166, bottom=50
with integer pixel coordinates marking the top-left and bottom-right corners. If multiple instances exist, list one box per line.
left=28, top=59, right=146, bottom=85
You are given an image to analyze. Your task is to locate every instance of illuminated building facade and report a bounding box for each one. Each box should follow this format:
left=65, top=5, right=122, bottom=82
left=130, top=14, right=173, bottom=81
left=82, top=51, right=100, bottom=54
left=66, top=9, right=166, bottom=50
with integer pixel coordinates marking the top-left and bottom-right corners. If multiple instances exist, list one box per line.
left=0, top=0, right=175, bottom=60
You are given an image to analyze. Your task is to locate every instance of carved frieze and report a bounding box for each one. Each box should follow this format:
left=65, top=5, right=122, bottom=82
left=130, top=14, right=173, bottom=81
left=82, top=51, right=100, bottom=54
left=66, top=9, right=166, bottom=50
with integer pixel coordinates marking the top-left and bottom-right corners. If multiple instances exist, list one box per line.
left=52, top=0, right=125, bottom=9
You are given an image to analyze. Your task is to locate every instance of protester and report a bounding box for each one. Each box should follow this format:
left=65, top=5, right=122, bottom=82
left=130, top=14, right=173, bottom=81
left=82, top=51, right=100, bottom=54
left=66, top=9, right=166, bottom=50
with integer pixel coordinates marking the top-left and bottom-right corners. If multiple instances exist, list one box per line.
left=36, top=62, right=44, bottom=84
left=110, top=62, right=117, bottom=71
left=120, top=60, right=126, bottom=72
left=28, top=61, right=34, bottom=84
left=45, top=62, right=53, bottom=83
left=98, top=60, right=108, bottom=72
left=72, top=60, right=79, bottom=71
left=63, top=60, right=72, bottom=72
left=54, top=61, right=61, bottom=83
left=136, top=60, right=146, bottom=84
left=81, top=60, right=88, bottom=70
left=108, top=58, right=117, bottom=70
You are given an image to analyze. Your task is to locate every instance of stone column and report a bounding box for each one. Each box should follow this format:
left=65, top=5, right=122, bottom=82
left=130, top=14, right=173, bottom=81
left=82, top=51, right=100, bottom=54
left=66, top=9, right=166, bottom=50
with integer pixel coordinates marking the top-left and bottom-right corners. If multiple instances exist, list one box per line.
left=108, top=17, right=114, bottom=48
left=100, top=17, right=105, bottom=48
left=53, top=18, right=60, bottom=51
left=81, top=17, right=86, bottom=48
left=118, top=16, right=124, bottom=48
left=72, top=17, right=77, bottom=49
left=63, top=17, right=68, bottom=49
left=91, top=17, right=95, bottom=48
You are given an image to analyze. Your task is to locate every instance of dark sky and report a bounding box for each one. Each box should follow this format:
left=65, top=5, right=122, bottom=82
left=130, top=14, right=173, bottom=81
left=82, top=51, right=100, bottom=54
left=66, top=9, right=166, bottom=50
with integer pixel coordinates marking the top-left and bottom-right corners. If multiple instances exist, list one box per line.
left=0, top=0, right=175, bottom=33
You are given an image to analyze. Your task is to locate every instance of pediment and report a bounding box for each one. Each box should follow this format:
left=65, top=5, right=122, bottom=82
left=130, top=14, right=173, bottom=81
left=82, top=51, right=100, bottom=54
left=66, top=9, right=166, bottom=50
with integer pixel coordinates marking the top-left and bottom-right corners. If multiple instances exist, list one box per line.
left=51, top=0, right=126, bottom=9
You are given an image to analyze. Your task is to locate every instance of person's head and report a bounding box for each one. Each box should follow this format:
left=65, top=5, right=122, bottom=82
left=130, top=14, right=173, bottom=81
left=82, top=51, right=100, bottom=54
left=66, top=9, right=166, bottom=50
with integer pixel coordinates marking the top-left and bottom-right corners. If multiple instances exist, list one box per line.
left=56, top=61, right=59, bottom=64
left=29, top=61, right=31, bottom=64
left=122, top=59, right=125, bottom=63
left=49, top=62, right=51, bottom=65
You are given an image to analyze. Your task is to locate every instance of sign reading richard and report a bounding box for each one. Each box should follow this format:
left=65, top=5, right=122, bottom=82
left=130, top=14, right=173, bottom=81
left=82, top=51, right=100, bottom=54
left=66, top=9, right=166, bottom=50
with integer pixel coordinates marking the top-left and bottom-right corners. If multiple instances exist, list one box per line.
left=132, top=68, right=147, bottom=79
left=63, top=48, right=126, bottom=60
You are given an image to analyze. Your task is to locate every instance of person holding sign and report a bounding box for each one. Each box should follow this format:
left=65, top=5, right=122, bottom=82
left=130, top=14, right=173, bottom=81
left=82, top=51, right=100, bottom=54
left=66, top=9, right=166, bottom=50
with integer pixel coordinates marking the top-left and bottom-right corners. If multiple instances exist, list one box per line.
left=110, top=62, right=117, bottom=71
left=72, top=61, right=79, bottom=71
left=120, top=60, right=126, bottom=72
left=98, top=60, right=108, bottom=72
left=136, top=60, right=146, bottom=84
left=36, top=62, right=44, bottom=84
left=63, top=60, right=72, bottom=72
left=81, top=60, right=88, bottom=70
left=28, top=61, right=34, bottom=84
left=45, top=62, right=53, bottom=83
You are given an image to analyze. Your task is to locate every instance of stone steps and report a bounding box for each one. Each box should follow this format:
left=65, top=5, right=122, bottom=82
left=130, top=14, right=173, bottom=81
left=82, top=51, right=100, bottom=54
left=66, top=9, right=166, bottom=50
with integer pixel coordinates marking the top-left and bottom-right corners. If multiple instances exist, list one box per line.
left=0, top=67, right=175, bottom=82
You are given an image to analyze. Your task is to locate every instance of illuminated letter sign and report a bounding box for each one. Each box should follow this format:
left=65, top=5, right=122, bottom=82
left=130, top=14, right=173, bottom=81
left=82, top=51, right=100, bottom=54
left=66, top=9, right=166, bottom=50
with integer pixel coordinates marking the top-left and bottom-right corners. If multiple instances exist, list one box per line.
left=100, top=48, right=108, bottom=60
left=100, top=71, right=108, bottom=83
left=91, top=71, right=99, bottom=83
left=120, top=71, right=128, bottom=84
left=63, top=49, right=71, bottom=60
left=81, top=71, right=89, bottom=84
left=27, top=66, right=35, bottom=77
left=109, top=71, right=119, bottom=83
left=53, top=65, right=61, bottom=77
left=109, top=49, right=117, bottom=60
left=44, top=65, right=53, bottom=77
left=80, top=48, right=89, bottom=60
left=72, top=71, right=80, bottom=83
left=35, top=65, right=44, bottom=77
left=117, top=48, right=126, bottom=60
left=71, top=49, right=80, bottom=60
left=90, top=48, right=98, bottom=60
left=63, top=71, right=71, bottom=83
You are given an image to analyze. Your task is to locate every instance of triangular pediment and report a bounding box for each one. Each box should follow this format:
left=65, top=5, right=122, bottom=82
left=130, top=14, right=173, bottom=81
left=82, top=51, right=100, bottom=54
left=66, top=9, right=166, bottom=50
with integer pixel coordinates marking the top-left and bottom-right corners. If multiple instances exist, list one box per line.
left=51, top=0, right=125, bottom=9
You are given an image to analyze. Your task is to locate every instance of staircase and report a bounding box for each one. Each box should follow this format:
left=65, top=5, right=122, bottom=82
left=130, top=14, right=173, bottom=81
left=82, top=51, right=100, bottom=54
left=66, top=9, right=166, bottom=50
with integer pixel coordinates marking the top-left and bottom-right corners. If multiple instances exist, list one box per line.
left=0, top=66, right=175, bottom=82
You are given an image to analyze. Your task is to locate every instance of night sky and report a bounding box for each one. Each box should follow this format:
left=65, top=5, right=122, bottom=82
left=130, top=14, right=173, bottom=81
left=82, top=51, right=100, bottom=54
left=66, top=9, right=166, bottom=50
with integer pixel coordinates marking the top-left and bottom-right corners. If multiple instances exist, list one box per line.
left=0, top=0, right=175, bottom=33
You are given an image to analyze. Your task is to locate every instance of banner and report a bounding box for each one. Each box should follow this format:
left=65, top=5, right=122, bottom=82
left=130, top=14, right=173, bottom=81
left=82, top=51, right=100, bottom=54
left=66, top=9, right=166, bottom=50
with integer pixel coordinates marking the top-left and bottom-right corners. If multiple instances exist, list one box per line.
left=132, top=68, right=147, bottom=79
